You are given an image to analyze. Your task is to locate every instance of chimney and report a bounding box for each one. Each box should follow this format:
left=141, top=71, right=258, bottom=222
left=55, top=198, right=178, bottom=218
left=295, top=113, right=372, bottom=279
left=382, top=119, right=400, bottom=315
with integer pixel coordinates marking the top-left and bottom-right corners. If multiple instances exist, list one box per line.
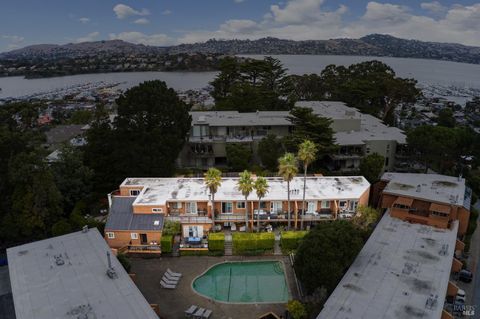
left=107, top=192, right=112, bottom=208
left=82, top=225, right=89, bottom=233
left=458, top=174, right=462, bottom=181
left=106, top=251, right=118, bottom=279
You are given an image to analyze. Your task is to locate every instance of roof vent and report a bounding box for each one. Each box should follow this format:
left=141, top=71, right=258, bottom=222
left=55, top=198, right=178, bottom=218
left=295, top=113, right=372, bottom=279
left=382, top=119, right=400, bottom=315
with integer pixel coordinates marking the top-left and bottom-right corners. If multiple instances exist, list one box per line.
left=198, top=116, right=206, bottom=122
left=416, top=185, right=421, bottom=192
left=153, top=220, right=160, bottom=226
left=82, top=225, right=89, bottom=233
left=54, top=254, right=65, bottom=266
left=106, top=251, right=118, bottom=279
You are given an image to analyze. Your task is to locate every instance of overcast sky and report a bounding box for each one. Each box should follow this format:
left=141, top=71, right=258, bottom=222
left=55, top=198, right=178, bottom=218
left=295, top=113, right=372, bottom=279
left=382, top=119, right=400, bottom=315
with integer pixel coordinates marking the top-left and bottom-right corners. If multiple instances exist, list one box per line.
left=1, top=0, right=480, bottom=52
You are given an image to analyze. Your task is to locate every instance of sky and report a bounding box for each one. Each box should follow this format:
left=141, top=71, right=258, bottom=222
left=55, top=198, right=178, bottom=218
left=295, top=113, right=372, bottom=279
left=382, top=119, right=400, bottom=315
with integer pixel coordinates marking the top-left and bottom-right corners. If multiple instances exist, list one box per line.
left=1, top=0, right=480, bottom=52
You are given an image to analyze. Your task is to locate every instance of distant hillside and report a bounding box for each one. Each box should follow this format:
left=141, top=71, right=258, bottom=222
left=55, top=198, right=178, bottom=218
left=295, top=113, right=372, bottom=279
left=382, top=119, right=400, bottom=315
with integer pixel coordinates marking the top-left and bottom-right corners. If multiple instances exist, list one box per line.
left=1, top=34, right=480, bottom=64
left=0, top=40, right=166, bottom=60
left=168, top=34, right=480, bottom=64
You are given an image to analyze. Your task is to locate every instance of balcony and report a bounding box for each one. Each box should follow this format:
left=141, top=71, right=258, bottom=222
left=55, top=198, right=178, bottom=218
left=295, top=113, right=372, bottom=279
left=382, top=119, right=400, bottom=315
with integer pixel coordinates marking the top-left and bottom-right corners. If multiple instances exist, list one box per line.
left=166, top=215, right=212, bottom=224
left=124, top=244, right=162, bottom=254
left=216, top=214, right=246, bottom=222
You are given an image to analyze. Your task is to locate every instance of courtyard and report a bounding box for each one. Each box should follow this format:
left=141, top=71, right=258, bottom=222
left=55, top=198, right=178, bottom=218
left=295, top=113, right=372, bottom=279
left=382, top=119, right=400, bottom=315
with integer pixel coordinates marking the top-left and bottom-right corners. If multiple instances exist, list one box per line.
left=130, top=255, right=300, bottom=319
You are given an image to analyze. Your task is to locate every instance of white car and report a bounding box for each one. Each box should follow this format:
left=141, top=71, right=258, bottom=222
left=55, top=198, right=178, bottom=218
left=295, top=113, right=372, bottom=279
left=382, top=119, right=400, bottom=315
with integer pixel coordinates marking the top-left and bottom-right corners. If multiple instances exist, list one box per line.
left=455, top=289, right=466, bottom=303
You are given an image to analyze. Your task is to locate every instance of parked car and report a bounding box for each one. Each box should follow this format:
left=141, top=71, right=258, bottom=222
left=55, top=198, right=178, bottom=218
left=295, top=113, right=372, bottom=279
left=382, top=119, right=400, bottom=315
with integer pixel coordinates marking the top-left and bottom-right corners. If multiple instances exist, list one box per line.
left=455, top=289, right=466, bottom=303
left=459, top=269, right=473, bottom=283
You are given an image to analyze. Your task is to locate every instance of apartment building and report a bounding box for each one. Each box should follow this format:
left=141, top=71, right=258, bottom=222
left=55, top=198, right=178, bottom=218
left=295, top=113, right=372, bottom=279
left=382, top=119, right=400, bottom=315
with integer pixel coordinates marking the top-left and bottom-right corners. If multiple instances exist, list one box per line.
left=319, top=172, right=471, bottom=318
left=178, top=101, right=406, bottom=172
left=104, top=176, right=370, bottom=252
left=374, top=173, right=471, bottom=236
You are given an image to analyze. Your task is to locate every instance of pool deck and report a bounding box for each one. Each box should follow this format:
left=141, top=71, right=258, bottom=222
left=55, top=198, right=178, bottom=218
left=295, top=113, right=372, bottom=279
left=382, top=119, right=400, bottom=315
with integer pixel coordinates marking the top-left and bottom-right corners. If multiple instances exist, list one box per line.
left=130, top=255, right=299, bottom=319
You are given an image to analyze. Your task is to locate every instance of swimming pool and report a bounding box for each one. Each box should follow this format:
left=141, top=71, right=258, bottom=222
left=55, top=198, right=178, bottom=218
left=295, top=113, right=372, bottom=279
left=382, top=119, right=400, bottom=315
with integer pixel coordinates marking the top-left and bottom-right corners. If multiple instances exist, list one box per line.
left=192, top=261, right=289, bottom=303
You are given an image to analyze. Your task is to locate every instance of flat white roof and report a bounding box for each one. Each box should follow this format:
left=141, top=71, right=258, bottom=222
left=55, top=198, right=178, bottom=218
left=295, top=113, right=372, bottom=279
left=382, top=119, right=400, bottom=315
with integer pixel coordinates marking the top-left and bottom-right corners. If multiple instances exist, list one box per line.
left=121, top=176, right=370, bottom=206
left=318, top=211, right=458, bottom=319
left=381, top=173, right=468, bottom=207
left=7, top=228, right=158, bottom=319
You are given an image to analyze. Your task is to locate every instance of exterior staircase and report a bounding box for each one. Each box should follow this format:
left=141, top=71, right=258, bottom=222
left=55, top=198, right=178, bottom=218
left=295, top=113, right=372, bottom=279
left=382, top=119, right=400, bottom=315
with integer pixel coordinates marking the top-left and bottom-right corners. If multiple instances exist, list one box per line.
left=224, top=232, right=233, bottom=256
left=171, top=235, right=181, bottom=257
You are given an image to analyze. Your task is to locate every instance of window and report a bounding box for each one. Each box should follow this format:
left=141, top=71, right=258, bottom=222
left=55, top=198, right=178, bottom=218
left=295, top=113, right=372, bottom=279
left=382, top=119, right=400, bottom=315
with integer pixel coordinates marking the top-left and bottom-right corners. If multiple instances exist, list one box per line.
left=152, top=208, right=163, bottom=213
left=321, top=200, right=330, bottom=209
left=307, top=201, right=316, bottom=213
left=349, top=201, right=358, bottom=212
left=270, top=201, right=282, bottom=213
left=106, top=232, right=115, bottom=239
left=236, top=202, right=246, bottom=209
left=130, top=233, right=138, bottom=240
left=259, top=202, right=267, bottom=209
left=385, top=157, right=389, bottom=166
left=222, top=202, right=233, bottom=214
left=171, top=202, right=182, bottom=209
left=130, top=189, right=140, bottom=196
left=339, top=201, right=347, bottom=208
left=186, top=202, right=197, bottom=214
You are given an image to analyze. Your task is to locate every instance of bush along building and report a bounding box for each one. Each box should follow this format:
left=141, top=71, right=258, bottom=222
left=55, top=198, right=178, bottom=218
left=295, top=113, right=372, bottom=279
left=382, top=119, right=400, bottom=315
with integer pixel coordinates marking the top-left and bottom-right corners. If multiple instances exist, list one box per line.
left=178, top=101, right=406, bottom=172
left=104, top=176, right=370, bottom=254
left=319, top=172, right=471, bottom=319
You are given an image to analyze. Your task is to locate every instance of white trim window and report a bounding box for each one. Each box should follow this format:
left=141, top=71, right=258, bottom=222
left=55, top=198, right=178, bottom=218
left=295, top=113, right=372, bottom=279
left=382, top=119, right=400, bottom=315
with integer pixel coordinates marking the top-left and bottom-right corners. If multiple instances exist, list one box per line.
left=171, top=202, right=182, bottom=209
left=106, top=232, right=115, bottom=239
left=130, top=233, right=138, bottom=240
left=321, top=200, right=330, bottom=209
left=270, top=201, right=282, bottom=213
left=307, top=201, right=316, bottom=213
left=349, top=201, right=358, bottom=212
left=222, top=202, right=233, bottom=214
left=339, top=200, right=348, bottom=209
left=186, top=202, right=197, bottom=214
left=130, top=189, right=140, bottom=196
left=152, top=207, right=163, bottom=213
left=236, top=202, right=246, bottom=209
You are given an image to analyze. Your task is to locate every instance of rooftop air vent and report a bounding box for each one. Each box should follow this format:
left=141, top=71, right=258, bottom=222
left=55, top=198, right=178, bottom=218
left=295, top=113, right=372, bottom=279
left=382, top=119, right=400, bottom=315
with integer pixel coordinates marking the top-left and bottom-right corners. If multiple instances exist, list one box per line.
left=154, top=220, right=160, bottom=226
left=198, top=116, right=206, bottom=122
left=54, top=254, right=65, bottom=266
left=106, top=251, right=117, bottom=279
left=416, top=185, right=421, bottom=192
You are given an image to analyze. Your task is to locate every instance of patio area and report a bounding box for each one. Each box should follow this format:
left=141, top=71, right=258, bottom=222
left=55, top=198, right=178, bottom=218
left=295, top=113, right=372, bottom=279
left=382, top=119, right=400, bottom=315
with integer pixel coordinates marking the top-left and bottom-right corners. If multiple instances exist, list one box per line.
left=130, top=255, right=299, bottom=319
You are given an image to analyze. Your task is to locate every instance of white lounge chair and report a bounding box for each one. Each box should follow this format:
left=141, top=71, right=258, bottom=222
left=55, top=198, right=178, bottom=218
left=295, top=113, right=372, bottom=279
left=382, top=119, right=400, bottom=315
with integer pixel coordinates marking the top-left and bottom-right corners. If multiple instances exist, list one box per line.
left=185, top=305, right=198, bottom=318
left=201, top=309, right=212, bottom=319
left=161, top=277, right=178, bottom=285
left=160, top=280, right=176, bottom=289
left=167, top=268, right=182, bottom=277
left=164, top=272, right=181, bottom=282
left=193, top=307, right=205, bottom=319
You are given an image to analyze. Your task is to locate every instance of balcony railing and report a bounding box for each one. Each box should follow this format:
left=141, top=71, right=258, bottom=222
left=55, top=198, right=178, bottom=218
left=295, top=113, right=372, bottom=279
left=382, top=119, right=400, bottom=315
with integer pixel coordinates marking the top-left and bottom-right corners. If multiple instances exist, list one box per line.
left=126, top=244, right=161, bottom=253
left=166, top=215, right=212, bottom=223
left=408, top=209, right=430, bottom=218
left=216, top=214, right=246, bottom=221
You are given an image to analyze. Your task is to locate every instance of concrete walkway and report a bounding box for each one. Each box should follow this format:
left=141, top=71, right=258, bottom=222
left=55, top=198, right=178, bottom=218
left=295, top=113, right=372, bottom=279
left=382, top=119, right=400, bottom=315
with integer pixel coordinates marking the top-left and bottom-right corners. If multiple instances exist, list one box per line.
left=131, top=256, right=297, bottom=319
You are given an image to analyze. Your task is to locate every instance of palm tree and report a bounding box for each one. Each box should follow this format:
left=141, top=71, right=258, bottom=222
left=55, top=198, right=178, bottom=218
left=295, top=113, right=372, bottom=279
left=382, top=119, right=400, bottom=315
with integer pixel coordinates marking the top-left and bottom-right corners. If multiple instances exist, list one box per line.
left=278, top=153, right=298, bottom=231
left=237, top=170, right=254, bottom=232
left=254, top=176, right=269, bottom=233
left=204, top=168, right=222, bottom=229
left=298, top=140, right=318, bottom=230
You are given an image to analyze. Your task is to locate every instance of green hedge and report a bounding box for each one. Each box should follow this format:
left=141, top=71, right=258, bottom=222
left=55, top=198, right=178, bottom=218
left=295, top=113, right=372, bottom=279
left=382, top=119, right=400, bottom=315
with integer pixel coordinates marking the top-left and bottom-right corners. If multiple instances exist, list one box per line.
left=232, top=232, right=275, bottom=255
left=180, top=249, right=209, bottom=256
left=281, top=231, right=308, bottom=253
left=161, top=235, right=173, bottom=254
left=208, top=232, right=225, bottom=252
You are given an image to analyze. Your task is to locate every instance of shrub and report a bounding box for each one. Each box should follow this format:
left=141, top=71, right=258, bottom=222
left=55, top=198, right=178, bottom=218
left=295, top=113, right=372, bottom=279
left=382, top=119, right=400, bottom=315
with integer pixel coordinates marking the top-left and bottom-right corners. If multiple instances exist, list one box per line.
left=180, top=249, right=209, bottom=256
left=163, top=220, right=181, bottom=236
left=232, top=232, right=274, bottom=254
left=287, top=300, right=307, bottom=319
left=281, top=231, right=307, bottom=253
left=51, top=219, right=73, bottom=237
left=208, top=232, right=225, bottom=252
left=161, top=235, right=173, bottom=253
left=117, top=253, right=131, bottom=273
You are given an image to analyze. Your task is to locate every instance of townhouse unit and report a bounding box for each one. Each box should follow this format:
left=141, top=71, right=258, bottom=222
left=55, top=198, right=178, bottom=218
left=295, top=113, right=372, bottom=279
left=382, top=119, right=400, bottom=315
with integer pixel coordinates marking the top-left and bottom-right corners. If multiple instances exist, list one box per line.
left=104, top=176, right=370, bottom=252
left=374, top=173, right=471, bottom=236
left=178, top=101, right=406, bottom=172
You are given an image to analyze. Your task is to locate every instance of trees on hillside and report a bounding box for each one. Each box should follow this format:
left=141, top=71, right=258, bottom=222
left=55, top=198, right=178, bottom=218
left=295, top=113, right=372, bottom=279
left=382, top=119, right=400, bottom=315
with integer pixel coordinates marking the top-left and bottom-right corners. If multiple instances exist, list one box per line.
left=288, top=61, right=420, bottom=125
left=85, top=80, right=192, bottom=193
left=285, top=107, right=335, bottom=155
left=294, top=221, right=366, bottom=294
left=210, top=57, right=292, bottom=111
left=359, top=153, right=385, bottom=183
left=258, top=134, right=284, bottom=171
left=226, top=143, right=252, bottom=171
